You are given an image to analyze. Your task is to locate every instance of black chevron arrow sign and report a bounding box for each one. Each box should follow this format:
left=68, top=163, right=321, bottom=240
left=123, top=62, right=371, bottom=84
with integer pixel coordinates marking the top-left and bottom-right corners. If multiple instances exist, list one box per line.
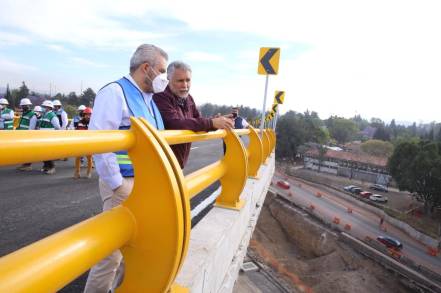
left=258, top=47, right=280, bottom=75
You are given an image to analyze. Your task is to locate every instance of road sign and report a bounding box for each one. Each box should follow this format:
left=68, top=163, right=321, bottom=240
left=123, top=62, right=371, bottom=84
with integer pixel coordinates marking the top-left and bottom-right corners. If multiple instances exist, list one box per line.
left=273, top=91, right=285, bottom=104
left=258, top=48, right=280, bottom=75
left=272, top=103, right=278, bottom=113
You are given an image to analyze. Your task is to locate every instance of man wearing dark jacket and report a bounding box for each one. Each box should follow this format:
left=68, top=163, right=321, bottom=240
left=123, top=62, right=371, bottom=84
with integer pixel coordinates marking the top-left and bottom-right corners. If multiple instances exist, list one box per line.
left=153, top=61, right=233, bottom=168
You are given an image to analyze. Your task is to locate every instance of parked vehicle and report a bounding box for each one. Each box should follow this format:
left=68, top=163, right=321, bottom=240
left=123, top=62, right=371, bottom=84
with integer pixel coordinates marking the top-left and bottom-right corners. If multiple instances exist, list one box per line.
left=350, top=187, right=362, bottom=195
left=344, top=185, right=357, bottom=192
left=377, top=236, right=403, bottom=250
left=359, top=191, right=373, bottom=198
left=277, top=180, right=290, bottom=190
left=369, top=184, right=388, bottom=193
left=369, top=194, right=388, bottom=203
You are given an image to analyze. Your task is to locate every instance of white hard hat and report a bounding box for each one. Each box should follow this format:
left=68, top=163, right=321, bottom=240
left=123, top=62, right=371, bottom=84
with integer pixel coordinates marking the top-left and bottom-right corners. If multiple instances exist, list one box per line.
left=42, top=100, right=54, bottom=108
left=34, top=106, right=43, bottom=112
left=78, top=105, right=86, bottom=111
left=20, top=98, right=32, bottom=106
left=0, top=98, right=9, bottom=105
left=53, top=99, right=62, bottom=106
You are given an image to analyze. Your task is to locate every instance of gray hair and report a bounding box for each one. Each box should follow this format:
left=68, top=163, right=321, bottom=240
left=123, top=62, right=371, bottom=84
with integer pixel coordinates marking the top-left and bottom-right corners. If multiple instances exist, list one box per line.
left=167, top=61, right=192, bottom=80
left=129, top=44, right=168, bottom=74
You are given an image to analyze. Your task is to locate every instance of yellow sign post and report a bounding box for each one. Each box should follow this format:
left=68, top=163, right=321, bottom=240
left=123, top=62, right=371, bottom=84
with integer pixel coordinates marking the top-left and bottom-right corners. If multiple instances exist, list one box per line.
left=258, top=47, right=281, bottom=137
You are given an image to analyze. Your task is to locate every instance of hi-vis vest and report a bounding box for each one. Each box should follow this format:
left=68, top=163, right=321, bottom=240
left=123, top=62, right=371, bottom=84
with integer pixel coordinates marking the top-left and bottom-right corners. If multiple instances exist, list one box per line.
left=113, top=77, right=164, bottom=177
left=18, top=111, right=36, bottom=130
left=39, top=111, right=57, bottom=129
left=0, top=108, right=14, bottom=130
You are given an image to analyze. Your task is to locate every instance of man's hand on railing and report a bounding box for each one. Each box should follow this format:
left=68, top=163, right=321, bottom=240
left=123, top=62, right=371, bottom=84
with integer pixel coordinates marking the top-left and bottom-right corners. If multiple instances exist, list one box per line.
left=211, top=116, right=234, bottom=129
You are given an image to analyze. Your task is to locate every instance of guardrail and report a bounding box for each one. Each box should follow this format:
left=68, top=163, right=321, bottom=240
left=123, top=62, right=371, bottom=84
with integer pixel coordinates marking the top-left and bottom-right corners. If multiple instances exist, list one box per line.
left=0, top=117, right=276, bottom=292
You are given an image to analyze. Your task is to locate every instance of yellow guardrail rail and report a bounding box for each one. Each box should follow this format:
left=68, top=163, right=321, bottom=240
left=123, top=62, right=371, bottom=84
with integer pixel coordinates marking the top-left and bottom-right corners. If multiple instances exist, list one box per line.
left=0, top=117, right=276, bottom=293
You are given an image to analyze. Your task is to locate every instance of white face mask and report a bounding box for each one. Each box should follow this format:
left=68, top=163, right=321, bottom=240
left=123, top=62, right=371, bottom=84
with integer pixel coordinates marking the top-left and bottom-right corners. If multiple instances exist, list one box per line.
left=152, top=73, right=169, bottom=93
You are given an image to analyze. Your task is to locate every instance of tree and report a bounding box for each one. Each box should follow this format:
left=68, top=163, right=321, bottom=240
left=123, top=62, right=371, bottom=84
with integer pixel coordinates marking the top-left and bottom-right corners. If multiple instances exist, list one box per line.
left=275, top=111, right=329, bottom=160
left=325, top=116, right=358, bottom=144
left=5, top=84, right=12, bottom=105
left=389, top=119, right=398, bottom=139
left=361, top=139, right=394, bottom=157
left=373, top=125, right=390, bottom=141
left=388, top=141, right=441, bottom=214
left=15, top=81, right=30, bottom=107
left=80, top=88, right=96, bottom=106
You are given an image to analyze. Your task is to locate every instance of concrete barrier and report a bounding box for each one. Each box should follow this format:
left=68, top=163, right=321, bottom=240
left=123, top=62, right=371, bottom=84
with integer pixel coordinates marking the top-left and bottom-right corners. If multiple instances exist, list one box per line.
left=175, top=157, right=275, bottom=292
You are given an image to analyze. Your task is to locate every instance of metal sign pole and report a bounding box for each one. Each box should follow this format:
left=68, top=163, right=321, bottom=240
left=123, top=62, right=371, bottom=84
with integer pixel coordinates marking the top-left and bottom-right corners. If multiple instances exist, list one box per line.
left=259, top=75, right=269, bottom=137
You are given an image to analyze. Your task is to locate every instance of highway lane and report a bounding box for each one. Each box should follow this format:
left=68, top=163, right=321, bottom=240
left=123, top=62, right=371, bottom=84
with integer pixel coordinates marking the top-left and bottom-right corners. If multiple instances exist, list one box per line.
left=272, top=174, right=441, bottom=274
left=0, top=139, right=223, bottom=292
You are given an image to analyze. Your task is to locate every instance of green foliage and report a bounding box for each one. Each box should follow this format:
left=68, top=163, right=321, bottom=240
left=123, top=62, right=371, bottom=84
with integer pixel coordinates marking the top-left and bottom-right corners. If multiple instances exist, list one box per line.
left=198, top=103, right=260, bottom=121
left=351, top=114, right=370, bottom=131
left=5, top=84, right=12, bottom=105
left=373, top=125, right=390, bottom=141
left=361, top=139, right=394, bottom=157
left=325, top=116, right=358, bottom=144
left=64, top=104, right=78, bottom=118
left=275, top=111, right=329, bottom=160
left=388, top=140, right=441, bottom=214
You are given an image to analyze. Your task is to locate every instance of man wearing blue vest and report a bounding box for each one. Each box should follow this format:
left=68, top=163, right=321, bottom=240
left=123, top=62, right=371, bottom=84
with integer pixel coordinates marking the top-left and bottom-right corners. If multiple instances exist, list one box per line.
left=85, top=44, right=168, bottom=293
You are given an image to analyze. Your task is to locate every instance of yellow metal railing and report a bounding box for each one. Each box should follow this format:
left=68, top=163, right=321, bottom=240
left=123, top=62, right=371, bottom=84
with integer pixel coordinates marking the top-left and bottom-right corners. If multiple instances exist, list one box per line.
left=0, top=117, right=276, bottom=293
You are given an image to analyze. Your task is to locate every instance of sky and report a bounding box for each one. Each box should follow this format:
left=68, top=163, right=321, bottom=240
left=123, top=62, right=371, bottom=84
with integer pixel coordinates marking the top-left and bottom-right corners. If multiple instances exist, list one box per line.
left=1, top=0, right=440, bottom=123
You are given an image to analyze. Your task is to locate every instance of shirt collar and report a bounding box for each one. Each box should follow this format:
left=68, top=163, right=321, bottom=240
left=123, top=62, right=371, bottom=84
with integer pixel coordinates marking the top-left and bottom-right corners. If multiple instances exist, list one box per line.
left=125, top=74, right=153, bottom=98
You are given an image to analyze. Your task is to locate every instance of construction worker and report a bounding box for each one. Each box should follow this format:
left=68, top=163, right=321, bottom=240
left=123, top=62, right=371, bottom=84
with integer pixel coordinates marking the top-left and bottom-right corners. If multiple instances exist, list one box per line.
left=40, top=100, right=61, bottom=174
left=33, top=106, right=43, bottom=128
left=16, top=98, right=38, bottom=171
left=74, top=107, right=93, bottom=178
left=53, top=99, right=69, bottom=129
left=0, top=98, right=14, bottom=130
left=17, top=98, right=37, bottom=130
left=71, top=104, right=86, bottom=129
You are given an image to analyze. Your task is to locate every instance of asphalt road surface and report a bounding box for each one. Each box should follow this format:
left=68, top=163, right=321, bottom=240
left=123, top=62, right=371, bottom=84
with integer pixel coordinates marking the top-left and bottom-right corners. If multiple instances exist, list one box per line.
left=0, top=139, right=224, bottom=292
left=272, top=173, right=441, bottom=274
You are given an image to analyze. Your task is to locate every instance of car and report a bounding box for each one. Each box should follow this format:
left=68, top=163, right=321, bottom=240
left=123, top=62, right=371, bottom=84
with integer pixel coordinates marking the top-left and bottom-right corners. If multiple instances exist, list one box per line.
left=350, top=187, right=362, bottom=195
left=344, top=185, right=357, bottom=192
left=369, top=194, right=388, bottom=203
left=277, top=180, right=290, bottom=190
left=377, top=236, right=403, bottom=250
left=359, top=191, right=373, bottom=198
left=369, top=184, right=388, bottom=193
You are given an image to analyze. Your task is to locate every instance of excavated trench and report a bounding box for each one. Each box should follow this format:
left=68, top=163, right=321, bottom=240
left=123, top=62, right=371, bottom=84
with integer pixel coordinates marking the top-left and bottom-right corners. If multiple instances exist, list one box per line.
left=248, top=193, right=414, bottom=293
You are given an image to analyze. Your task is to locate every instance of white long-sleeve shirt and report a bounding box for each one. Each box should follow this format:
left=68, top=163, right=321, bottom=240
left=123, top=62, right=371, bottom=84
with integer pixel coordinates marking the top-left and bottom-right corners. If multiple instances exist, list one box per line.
left=57, top=110, right=69, bottom=129
left=28, top=115, right=38, bottom=130
left=89, top=75, right=155, bottom=190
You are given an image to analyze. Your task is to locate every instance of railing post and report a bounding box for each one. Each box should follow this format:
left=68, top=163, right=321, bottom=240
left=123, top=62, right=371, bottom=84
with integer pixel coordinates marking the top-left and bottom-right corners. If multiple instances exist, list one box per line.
left=261, top=130, right=271, bottom=164
left=247, top=126, right=263, bottom=178
left=267, top=129, right=275, bottom=153
left=215, top=129, right=248, bottom=210
left=118, top=118, right=189, bottom=293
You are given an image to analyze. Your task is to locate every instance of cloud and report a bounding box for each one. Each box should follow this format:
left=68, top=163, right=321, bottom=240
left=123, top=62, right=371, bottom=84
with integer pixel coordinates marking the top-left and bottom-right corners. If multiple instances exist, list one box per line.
left=184, top=51, right=224, bottom=62
left=47, top=44, right=69, bottom=53
left=70, top=57, right=109, bottom=68
left=0, top=56, right=38, bottom=73
left=0, top=31, right=30, bottom=47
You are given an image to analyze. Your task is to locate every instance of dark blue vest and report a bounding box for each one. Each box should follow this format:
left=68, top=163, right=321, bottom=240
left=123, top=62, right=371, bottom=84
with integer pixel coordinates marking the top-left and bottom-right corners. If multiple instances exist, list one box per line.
left=114, top=77, right=164, bottom=177
left=234, top=116, right=245, bottom=129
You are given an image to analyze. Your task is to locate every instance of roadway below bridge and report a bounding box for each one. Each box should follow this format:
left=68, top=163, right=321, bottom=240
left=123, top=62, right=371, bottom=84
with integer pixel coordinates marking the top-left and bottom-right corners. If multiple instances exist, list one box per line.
left=0, top=139, right=224, bottom=292
left=272, top=173, right=441, bottom=275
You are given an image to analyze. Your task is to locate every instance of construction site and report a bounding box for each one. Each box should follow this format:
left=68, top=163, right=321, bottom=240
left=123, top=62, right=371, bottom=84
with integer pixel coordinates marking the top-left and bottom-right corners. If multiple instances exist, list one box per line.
left=234, top=191, right=433, bottom=293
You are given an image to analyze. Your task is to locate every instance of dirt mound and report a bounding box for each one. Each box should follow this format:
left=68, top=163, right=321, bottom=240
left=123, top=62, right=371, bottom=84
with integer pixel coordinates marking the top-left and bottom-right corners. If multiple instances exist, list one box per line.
left=249, top=193, right=412, bottom=293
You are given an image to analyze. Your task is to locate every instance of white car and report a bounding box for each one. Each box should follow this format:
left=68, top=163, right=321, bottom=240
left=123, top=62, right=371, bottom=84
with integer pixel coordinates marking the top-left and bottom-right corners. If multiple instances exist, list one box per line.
left=369, top=194, right=388, bottom=203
